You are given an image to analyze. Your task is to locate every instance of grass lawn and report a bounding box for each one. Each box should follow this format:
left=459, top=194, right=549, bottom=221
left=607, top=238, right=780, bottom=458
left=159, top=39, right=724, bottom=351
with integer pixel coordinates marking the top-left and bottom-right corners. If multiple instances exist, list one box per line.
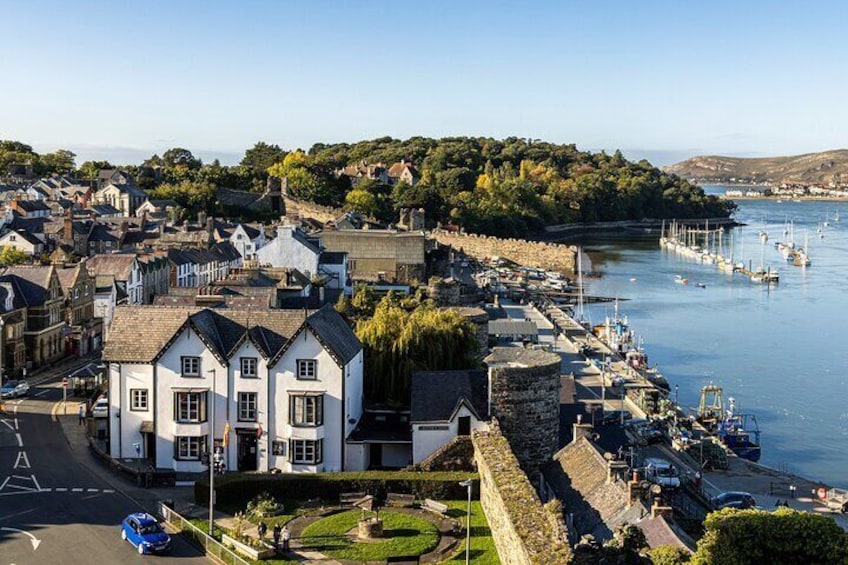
left=300, top=510, right=439, bottom=562
left=443, top=501, right=500, bottom=565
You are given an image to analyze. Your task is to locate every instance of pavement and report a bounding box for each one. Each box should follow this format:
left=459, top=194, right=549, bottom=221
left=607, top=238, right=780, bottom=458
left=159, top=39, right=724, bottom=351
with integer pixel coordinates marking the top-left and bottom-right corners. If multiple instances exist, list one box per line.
left=0, top=366, right=208, bottom=564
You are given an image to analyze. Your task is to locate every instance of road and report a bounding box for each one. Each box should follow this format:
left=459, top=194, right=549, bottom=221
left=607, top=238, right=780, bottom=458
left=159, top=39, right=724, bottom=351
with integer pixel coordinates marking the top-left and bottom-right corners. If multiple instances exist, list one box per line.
left=0, top=378, right=208, bottom=564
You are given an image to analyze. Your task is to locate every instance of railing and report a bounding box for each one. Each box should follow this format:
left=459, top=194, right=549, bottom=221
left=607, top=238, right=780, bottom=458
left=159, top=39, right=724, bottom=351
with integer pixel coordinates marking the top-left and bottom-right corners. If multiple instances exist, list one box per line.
left=158, top=502, right=250, bottom=565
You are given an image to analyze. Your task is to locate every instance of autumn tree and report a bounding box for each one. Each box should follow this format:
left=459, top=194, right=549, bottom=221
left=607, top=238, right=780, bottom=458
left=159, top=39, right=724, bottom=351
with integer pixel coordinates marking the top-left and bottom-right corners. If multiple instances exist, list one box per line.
left=0, top=246, right=29, bottom=267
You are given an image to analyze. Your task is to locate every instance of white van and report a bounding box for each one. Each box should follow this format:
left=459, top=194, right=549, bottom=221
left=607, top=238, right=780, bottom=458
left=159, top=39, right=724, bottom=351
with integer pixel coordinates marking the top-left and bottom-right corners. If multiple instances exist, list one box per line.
left=643, top=457, right=680, bottom=489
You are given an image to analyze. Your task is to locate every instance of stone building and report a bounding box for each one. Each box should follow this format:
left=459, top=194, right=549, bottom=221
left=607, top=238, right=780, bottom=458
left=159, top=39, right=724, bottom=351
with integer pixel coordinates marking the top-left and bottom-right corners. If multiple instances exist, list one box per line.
left=317, top=229, right=426, bottom=284
left=485, top=347, right=561, bottom=486
left=56, top=261, right=104, bottom=355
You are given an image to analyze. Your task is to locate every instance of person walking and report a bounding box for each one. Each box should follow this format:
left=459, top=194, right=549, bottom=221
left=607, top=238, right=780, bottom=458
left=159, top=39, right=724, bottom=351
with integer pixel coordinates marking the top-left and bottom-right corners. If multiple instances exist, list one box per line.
left=257, top=521, right=268, bottom=541
left=272, top=523, right=281, bottom=549
left=281, top=525, right=290, bottom=552
left=78, top=403, right=86, bottom=425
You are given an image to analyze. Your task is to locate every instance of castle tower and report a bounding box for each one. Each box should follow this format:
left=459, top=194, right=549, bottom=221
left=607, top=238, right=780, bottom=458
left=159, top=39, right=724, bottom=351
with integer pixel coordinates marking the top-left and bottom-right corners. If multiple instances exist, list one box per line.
left=485, top=347, right=561, bottom=485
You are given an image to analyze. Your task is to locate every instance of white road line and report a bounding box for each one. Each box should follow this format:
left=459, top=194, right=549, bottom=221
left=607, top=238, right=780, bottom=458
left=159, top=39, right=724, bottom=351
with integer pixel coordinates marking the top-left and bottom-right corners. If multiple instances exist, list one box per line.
left=0, top=477, right=9, bottom=490
left=15, top=432, right=22, bottom=447
left=54, top=488, right=67, bottom=492
left=102, top=489, right=115, bottom=493
left=33, top=389, right=50, bottom=397
left=13, top=451, right=30, bottom=470
left=5, top=484, right=36, bottom=491
left=40, top=488, right=52, bottom=492
left=11, top=475, right=31, bottom=481
left=86, top=488, right=98, bottom=492
left=71, top=488, right=83, bottom=492
left=14, top=417, right=18, bottom=430
left=30, top=475, right=40, bottom=491
left=0, top=419, right=14, bottom=430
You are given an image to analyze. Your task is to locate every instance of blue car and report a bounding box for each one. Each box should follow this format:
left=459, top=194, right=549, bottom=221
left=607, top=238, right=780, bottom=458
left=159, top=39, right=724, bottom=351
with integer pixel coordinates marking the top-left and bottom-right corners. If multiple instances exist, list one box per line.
left=120, top=513, right=171, bottom=555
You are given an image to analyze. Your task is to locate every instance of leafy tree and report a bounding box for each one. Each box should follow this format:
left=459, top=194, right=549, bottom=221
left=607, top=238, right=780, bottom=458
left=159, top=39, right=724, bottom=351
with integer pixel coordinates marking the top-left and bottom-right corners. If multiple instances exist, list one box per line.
left=162, top=147, right=201, bottom=170
left=38, top=149, right=76, bottom=174
left=151, top=180, right=216, bottom=210
left=267, top=150, right=344, bottom=205
left=648, top=545, right=690, bottom=565
left=78, top=160, right=113, bottom=180
left=0, top=246, right=29, bottom=267
left=241, top=142, right=286, bottom=178
left=691, top=508, right=848, bottom=565
left=0, top=140, right=38, bottom=172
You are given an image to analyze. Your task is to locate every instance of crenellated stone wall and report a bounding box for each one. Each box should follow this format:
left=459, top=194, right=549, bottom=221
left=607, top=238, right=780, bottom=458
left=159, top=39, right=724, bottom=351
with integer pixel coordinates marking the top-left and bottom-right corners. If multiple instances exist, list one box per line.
left=486, top=347, right=561, bottom=485
left=473, top=423, right=571, bottom=565
left=431, top=230, right=577, bottom=274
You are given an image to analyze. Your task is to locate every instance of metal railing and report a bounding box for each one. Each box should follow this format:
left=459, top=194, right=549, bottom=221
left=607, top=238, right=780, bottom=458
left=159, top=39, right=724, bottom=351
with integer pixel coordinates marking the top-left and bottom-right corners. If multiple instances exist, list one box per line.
left=158, top=502, right=250, bottom=565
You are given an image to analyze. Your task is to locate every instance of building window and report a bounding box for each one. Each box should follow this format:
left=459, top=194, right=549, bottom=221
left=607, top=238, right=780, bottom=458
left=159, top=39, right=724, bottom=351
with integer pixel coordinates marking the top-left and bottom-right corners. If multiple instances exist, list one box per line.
left=290, top=439, right=322, bottom=464
left=174, top=391, right=207, bottom=423
left=290, top=394, right=323, bottom=426
left=130, top=389, right=148, bottom=411
left=296, top=359, right=317, bottom=380
left=238, top=392, right=257, bottom=422
left=175, top=436, right=205, bottom=460
left=272, top=440, right=286, bottom=456
left=240, top=357, right=258, bottom=378
left=181, top=356, right=200, bottom=377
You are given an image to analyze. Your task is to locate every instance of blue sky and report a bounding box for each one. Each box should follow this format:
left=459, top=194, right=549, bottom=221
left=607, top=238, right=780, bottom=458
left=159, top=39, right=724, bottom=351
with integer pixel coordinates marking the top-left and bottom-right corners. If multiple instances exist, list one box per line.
left=1, top=1, right=847, bottom=166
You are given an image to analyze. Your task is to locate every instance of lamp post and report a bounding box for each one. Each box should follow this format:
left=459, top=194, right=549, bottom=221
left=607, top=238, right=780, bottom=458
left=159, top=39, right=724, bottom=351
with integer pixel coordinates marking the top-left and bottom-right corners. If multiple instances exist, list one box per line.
left=208, top=368, right=216, bottom=537
left=459, top=479, right=473, bottom=565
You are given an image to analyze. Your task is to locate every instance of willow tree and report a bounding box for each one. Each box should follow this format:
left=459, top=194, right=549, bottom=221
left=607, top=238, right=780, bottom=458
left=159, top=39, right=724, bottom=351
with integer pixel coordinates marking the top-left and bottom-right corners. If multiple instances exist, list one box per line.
left=356, top=298, right=479, bottom=406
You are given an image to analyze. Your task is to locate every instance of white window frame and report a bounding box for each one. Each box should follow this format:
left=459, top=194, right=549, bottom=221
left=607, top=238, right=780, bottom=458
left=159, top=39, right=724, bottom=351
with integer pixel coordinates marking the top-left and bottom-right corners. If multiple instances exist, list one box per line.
left=130, top=389, right=148, bottom=411
left=296, top=359, right=317, bottom=381
left=175, top=436, right=205, bottom=460
left=290, top=394, right=323, bottom=427
left=290, top=439, right=323, bottom=464
left=240, top=357, right=258, bottom=378
left=238, top=392, right=257, bottom=422
left=181, top=356, right=200, bottom=377
left=175, top=391, right=206, bottom=423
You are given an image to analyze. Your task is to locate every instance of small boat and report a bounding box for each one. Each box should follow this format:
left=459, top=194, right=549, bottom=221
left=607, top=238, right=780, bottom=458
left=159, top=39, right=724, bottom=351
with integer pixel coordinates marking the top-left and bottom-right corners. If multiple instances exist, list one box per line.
left=674, top=275, right=689, bottom=285
left=697, top=384, right=762, bottom=462
left=695, top=282, right=707, bottom=288
left=629, top=277, right=637, bottom=283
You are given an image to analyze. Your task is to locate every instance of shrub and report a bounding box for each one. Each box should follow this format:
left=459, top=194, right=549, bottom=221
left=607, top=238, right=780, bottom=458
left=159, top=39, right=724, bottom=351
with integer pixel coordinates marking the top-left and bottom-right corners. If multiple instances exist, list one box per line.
left=196, top=470, right=478, bottom=508
left=245, top=491, right=283, bottom=519
left=649, top=545, right=691, bottom=565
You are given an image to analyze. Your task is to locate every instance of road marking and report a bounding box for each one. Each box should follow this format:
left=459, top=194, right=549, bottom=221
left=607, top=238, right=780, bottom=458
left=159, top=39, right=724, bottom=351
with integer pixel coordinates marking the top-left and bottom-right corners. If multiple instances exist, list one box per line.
left=71, top=488, right=83, bottom=492
left=10, top=475, right=30, bottom=481
left=0, top=477, right=8, bottom=490
left=0, top=419, right=14, bottom=430
left=102, top=489, right=115, bottom=493
left=0, top=526, right=42, bottom=550
left=54, top=488, right=67, bottom=492
left=14, top=418, right=18, bottom=430
left=14, top=433, right=22, bottom=447
left=33, top=390, right=49, bottom=397
left=29, top=476, right=40, bottom=492
left=87, top=488, right=98, bottom=492
left=13, top=452, right=30, bottom=470
left=39, top=488, right=52, bottom=492
left=50, top=401, right=60, bottom=422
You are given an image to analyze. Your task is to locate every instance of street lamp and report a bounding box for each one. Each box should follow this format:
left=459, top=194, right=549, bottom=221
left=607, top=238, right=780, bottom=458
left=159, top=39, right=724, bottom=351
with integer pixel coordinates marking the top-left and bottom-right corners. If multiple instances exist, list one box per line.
left=459, top=479, right=473, bottom=565
left=208, top=368, right=216, bottom=537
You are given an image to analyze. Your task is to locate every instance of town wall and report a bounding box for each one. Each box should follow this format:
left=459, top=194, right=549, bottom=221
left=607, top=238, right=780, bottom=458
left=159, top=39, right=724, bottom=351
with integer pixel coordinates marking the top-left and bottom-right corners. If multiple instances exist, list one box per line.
left=472, top=424, right=571, bottom=565
left=431, top=230, right=576, bottom=274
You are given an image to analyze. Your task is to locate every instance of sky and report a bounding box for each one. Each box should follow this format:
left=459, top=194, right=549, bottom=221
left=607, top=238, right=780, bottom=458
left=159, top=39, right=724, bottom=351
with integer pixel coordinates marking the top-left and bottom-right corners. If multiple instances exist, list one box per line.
left=2, top=1, right=847, bottom=167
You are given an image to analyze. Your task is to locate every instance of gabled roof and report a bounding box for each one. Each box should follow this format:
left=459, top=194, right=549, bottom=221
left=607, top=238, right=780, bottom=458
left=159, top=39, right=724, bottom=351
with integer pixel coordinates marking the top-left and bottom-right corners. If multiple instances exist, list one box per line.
left=9, top=217, right=49, bottom=234
left=410, top=370, right=488, bottom=423
left=102, top=305, right=361, bottom=368
left=0, top=265, right=56, bottom=308
left=13, top=199, right=50, bottom=212
left=89, top=204, right=122, bottom=216
left=56, top=263, right=85, bottom=291
left=97, top=182, right=146, bottom=198
left=1, top=229, right=42, bottom=246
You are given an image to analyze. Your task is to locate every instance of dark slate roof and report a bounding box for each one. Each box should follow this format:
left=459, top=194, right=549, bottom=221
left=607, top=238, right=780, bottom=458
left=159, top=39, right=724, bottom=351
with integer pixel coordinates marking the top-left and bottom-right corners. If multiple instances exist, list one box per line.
left=320, top=251, right=346, bottom=265
left=167, top=248, right=192, bottom=266
left=147, top=199, right=179, bottom=209
left=212, top=241, right=242, bottom=261
left=88, top=224, right=119, bottom=242
left=86, top=254, right=137, bottom=281
left=347, top=411, right=412, bottom=443
left=0, top=265, right=55, bottom=308
left=90, top=204, right=122, bottom=216
left=14, top=199, right=50, bottom=212
left=410, top=370, right=488, bottom=423
left=102, top=305, right=360, bottom=368
left=4, top=229, right=42, bottom=246
left=9, top=217, right=49, bottom=234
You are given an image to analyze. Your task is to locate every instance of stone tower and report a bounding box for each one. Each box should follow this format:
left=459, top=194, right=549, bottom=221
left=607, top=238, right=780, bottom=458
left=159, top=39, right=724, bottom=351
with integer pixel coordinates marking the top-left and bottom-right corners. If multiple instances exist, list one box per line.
left=485, top=347, right=561, bottom=485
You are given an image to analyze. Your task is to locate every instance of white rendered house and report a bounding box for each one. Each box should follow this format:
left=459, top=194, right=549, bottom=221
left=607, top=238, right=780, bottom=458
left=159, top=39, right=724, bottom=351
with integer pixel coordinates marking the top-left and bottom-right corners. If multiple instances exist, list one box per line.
left=104, top=305, right=364, bottom=475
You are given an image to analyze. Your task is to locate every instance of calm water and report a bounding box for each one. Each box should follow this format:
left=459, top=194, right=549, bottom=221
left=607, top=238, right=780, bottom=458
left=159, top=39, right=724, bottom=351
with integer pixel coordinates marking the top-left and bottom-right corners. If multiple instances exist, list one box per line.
left=575, top=187, right=848, bottom=488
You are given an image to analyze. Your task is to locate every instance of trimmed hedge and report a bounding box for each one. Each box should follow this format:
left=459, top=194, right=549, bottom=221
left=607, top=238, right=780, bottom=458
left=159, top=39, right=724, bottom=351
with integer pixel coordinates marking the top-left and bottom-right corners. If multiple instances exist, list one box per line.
left=195, top=471, right=479, bottom=507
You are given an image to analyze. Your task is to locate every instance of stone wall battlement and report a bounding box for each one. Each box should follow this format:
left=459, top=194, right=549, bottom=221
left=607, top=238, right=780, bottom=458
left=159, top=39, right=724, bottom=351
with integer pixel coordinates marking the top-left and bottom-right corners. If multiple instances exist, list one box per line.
left=431, top=230, right=577, bottom=274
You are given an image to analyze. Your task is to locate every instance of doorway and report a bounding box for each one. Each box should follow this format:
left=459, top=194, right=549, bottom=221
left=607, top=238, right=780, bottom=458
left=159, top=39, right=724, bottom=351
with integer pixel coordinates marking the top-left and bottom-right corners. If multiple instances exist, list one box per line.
left=237, top=432, right=258, bottom=471
left=369, top=443, right=383, bottom=469
left=458, top=416, right=471, bottom=436
left=144, top=432, right=156, bottom=465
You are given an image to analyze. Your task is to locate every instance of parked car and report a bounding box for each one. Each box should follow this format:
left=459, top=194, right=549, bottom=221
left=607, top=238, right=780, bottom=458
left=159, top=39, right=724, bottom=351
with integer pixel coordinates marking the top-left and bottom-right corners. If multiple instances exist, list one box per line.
left=120, top=513, right=171, bottom=555
left=1, top=380, right=30, bottom=399
left=711, top=491, right=757, bottom=511
left=643, top=457, right=681, bottom=489
left=91, top=397, right=109, bottom=418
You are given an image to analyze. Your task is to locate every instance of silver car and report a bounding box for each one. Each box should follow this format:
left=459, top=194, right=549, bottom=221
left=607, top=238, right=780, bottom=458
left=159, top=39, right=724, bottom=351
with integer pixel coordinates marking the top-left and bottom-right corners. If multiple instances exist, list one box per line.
left=1, top=380, right=30, bottom=399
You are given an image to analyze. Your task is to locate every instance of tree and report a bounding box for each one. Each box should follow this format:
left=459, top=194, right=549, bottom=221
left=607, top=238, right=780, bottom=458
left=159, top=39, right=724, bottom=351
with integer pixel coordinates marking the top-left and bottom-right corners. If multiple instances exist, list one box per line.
left=151, top=180, right=216, bottom=210
left=344, top=188, right=379, bottom=217
left=691, top=508, right=848, bottom=565
left=0, top=246, right=29, bottom=267
left=241, top=142, right=286, bottom=177
left=78, top=160, right=113, bottom=180
left=162, top=147, right=201, bottom=170
left=38, top=149, right=76, bottom=174
left=648, top=545, right=690, bottom=565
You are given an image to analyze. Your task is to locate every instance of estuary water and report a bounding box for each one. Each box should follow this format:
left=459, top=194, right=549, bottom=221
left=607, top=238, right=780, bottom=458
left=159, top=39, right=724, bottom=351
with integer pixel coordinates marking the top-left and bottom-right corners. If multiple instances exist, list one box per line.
left=574, top=186, right=848, bottom=488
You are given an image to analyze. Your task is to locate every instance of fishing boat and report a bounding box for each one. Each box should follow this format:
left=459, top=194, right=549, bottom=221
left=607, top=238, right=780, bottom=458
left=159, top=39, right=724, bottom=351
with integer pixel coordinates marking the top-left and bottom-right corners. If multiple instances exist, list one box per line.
left=674, top=275, right=689, bottom=285
left=696, top=384, right=762, bottom=462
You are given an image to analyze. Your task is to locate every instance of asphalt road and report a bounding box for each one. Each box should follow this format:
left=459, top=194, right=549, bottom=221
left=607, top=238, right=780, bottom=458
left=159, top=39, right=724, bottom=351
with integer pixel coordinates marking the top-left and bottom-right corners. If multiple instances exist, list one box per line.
left=0, top=382, right=208, bottom=565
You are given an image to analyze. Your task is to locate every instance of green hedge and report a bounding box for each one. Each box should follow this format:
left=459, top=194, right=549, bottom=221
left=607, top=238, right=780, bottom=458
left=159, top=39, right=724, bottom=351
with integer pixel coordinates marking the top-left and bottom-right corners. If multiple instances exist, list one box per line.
left=195, top=471, right=479, bottom=507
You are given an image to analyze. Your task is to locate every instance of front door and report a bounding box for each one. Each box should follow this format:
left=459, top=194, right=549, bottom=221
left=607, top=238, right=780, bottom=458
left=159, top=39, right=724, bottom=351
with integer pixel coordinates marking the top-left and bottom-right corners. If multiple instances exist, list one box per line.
left=458, top=416, right=471, bottom=436
left=145, top=432, right=156, bottom=466
left=369, top=443, right=383, bottom=469
left=237, top=432, right=258, bottom=471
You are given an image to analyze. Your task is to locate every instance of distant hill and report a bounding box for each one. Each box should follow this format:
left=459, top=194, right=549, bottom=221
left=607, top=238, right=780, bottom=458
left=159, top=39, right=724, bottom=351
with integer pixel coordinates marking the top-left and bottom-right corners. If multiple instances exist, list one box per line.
left=664, top=149, right=848, bottom=184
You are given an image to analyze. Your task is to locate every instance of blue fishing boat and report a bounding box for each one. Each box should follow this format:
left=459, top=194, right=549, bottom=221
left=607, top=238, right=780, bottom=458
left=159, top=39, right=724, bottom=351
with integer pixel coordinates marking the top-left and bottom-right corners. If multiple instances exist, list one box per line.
left=697, top=385, right=762, bottom=462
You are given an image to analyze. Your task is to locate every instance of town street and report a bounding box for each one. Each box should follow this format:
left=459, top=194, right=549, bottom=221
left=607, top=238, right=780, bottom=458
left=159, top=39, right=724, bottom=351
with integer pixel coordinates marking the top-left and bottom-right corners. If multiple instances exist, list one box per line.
left=0, top=379, right=208, bottom=565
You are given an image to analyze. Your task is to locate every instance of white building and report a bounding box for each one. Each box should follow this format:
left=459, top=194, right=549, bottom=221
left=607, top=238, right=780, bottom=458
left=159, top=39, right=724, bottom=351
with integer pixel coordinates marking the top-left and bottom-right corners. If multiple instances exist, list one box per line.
left=228, top=224, right=266, bottom=260
left=409, top=370, right=489, bottom=464
left=0, top=229, right=44, bottom=256
left=256, top=225, right=321, bottom=279
left=86, top=254, right=144, bottom=305
left=104, top=305, right=364, bottom=475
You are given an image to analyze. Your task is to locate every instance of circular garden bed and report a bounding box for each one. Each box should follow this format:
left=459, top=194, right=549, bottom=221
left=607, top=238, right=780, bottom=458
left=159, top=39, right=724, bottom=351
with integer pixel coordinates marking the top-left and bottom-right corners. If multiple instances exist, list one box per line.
left=299, top=510, right=439, bottom=562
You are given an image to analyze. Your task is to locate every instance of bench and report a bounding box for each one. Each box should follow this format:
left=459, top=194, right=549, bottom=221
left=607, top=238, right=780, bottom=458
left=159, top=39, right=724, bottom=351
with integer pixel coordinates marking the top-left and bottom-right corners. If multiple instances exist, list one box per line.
left=386, top=492, right=416, bottom=507
left=422, top=498, right=449, bottom=516
left=340, top=492, right=366, bottom=506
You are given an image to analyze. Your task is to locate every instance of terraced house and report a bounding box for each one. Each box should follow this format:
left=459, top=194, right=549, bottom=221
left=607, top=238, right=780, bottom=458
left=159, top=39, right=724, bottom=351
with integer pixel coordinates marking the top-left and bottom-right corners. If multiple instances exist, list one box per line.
left=103, top=305, right=363, bottom=475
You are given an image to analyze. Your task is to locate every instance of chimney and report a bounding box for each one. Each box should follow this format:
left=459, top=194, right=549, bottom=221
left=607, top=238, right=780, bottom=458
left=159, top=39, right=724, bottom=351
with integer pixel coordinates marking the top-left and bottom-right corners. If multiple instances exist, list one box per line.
left=607, top=460, right=629, bottom=484
left=572, top=417, right=593, bottom=444
left=63, top=212, right=73, bottom=242
left=651, top=502, right=673, bottom=519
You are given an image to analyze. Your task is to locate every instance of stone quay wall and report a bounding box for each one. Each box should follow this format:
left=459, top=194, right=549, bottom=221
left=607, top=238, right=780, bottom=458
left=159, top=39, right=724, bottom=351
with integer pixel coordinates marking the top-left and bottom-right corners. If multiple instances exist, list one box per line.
left=486, top=348, right=562, bottom=485
left=472, top=424, right=571, bottom=565
left=430, top=230, right=577, bottom=274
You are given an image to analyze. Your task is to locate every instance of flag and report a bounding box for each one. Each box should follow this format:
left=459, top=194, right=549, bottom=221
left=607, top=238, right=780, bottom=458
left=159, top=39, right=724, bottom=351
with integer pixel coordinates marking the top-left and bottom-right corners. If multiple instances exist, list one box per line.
left=223, top=421, right=231, bottom=447
left=256, top=423, right=263, bottom=439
